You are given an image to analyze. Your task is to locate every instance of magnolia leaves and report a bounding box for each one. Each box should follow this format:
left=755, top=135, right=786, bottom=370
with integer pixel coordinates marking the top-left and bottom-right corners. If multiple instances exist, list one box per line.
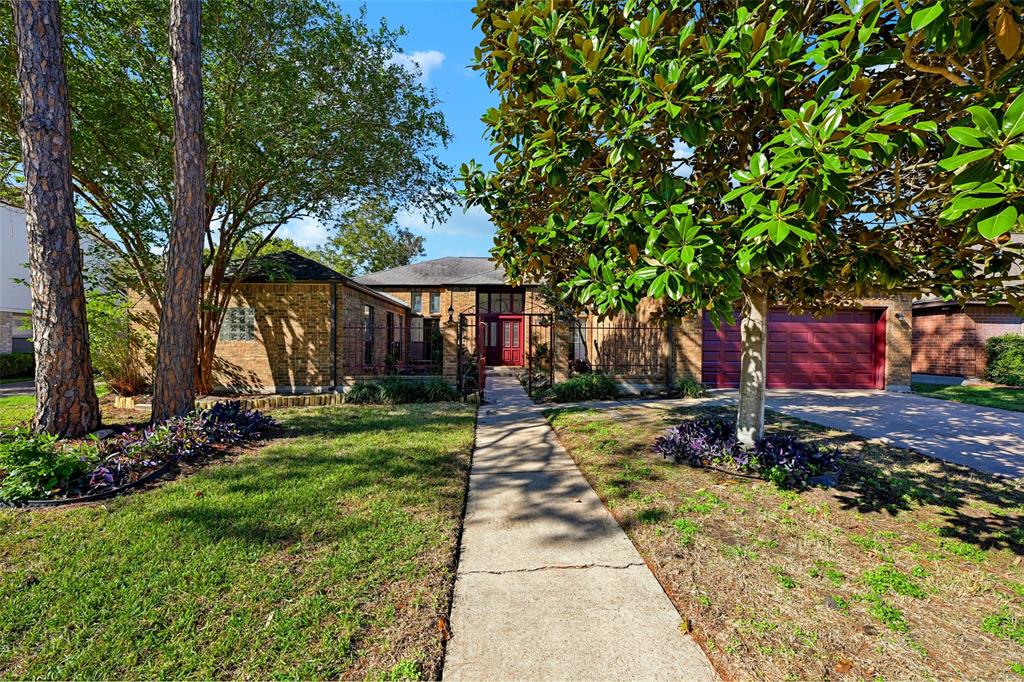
left=991, top=3, right=1022, bottom=59
left=940, top=94, right=1024, bottom=239
left=911, top=1, right=945, bottom=32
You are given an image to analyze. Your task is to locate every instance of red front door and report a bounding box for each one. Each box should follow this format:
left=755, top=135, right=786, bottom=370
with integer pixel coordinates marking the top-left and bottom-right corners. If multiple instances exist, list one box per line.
left=484, top=315, right=524, bottom=366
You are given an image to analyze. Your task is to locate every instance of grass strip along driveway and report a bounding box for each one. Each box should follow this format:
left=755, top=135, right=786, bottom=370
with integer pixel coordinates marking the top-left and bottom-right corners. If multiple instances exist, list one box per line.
left=0, top=403, right=475, bottom=679
left=913, top=382, right=1024, bottom=413
left=548, top=405, right=1024, bottom=681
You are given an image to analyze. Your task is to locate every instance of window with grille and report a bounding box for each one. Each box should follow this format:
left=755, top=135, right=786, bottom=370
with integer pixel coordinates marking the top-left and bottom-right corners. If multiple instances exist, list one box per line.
left=363, top=305, right=375, bottom=365
left=573, top=318, right=588, bottom=360
left=220, top=307, right=255, bottom=341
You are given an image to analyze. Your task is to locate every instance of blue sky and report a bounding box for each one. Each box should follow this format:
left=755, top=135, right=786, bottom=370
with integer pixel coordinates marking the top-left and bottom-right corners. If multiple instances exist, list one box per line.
left=279, top=0, right=498, bottom=260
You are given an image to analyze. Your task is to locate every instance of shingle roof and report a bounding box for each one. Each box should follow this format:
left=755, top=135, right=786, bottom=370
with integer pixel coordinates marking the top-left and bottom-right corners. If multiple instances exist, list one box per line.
left=233, top=250, right=346, bottom=283
left=354, top=256, right=538, bottom=287
left=223, top=251, right=409, bottom=308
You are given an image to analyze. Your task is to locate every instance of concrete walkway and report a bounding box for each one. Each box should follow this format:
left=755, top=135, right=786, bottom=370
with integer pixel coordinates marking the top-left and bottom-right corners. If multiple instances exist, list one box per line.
left=575, top=389, right=1024, bottom=479
left=443, top=373, right=715, bottom=681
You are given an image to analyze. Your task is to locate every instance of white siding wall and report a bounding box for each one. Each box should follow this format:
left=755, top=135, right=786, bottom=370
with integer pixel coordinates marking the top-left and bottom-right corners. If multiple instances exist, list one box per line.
left=0, top=203, right=30, bottom=315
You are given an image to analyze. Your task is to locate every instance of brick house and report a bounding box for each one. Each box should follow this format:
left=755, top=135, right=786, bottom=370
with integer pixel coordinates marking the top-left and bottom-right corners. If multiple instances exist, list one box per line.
left=912, top=299, right=1023, bottom=380
left=150, top=251, right=911, bottom=395
left=356, top=257, right=913, bottom=392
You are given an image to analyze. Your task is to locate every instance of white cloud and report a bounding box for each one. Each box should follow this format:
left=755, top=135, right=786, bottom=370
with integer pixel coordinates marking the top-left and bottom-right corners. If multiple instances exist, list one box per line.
left=396, top=204, right=494, bottom=238
left=389, top=50, right=446, bottom=84
left=277, top=216, right=329, bottom=248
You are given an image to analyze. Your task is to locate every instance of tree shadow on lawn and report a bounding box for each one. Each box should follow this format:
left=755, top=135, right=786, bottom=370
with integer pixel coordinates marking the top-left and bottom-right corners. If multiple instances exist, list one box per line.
left=146, top=404, right=473, bottom=551
left=656, top=406, right=1024, bottom=556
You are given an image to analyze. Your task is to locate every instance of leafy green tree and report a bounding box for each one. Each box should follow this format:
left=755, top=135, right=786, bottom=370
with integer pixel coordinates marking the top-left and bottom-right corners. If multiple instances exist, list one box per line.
left=463, top=0, right=1022, bottom=444
left=0, top=0, right=452, bottom=393
left=317, top=198, right=426, bottom=277
left=242, top=202, right=426, bottom=277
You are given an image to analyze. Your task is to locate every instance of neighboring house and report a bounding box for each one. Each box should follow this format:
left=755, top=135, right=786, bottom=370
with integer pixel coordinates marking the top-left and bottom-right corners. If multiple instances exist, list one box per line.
left=913, top=299, right=1023, bottom=380
left=0, top=202, right=32, bottom=355
left=912, top=234, right=1024, bottom=382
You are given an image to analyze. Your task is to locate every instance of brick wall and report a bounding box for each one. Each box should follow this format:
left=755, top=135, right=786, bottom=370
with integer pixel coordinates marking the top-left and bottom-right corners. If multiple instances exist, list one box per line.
left=860, top=294, right=913, bottom=389
left=134, top=282, right=408, bottom=394
left=913, top=304, right=1023, bottom=378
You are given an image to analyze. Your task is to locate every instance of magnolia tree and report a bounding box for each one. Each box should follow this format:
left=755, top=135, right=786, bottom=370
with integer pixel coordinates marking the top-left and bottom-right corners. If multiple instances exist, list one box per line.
left=464, top=0, right=1023, bottom=445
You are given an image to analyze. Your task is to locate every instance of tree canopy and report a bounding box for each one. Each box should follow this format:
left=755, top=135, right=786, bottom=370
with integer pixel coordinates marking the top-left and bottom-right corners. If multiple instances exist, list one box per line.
left=1, top=0, right=452, bottom=391
left=463, top=0, right=1024, bottom=322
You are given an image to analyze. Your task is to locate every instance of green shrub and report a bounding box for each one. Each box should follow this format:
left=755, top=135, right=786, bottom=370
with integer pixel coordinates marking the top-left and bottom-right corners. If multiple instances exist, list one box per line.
left=0, top=352, right=34, bottom=380
left=674, top=377, right=707, bottom=398
left=986, top=334, right=1024, bottom=387
left=87, top=292, right=149, bottom=395
left=345, top=377, right=457, bottom=405
left=545, top=373, right=620, bottom=402
left=0, top=429, right=98, bottom=502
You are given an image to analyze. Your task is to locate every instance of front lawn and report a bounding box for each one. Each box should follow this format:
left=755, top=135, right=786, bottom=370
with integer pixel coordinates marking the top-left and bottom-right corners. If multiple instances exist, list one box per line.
left=913, top=382, right=1024, bottom=412
left=548, top=405, right=1024, bottom=681
left=0, top=403, right=475, bottom=679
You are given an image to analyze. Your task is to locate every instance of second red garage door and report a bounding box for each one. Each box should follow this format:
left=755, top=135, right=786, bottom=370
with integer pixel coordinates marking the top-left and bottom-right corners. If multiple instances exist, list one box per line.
left=701, top=309, right=885, bottom=389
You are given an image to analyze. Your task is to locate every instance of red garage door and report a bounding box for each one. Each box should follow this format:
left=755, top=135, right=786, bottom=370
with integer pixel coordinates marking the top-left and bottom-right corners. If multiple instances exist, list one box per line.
left=702, top=309, right=885, bottom=389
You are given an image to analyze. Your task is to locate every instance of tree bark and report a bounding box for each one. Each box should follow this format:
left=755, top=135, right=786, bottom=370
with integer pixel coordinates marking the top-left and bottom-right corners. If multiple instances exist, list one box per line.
left=151, top=0, right=207, bottom=421
left=9, top=0, right=100, bottom=437
left=736, top=280, right=768, bottom=448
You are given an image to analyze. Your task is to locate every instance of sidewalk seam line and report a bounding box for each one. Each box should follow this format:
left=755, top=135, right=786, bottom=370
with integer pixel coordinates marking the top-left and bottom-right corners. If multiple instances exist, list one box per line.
left=460, top=561, right=645, bottom=576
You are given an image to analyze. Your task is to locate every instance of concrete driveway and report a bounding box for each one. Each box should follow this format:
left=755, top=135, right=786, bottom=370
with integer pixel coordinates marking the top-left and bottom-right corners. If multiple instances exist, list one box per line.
left=762, top=390, right=1024, bottom=479
left=0, top=381, right=33, bottom=397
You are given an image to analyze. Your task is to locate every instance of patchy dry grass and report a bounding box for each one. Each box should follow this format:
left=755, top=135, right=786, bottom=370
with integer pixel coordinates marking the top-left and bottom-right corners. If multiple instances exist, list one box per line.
left=0, top=403, right=475, bottom=679
left=547, top=405, right=1024, bottom=681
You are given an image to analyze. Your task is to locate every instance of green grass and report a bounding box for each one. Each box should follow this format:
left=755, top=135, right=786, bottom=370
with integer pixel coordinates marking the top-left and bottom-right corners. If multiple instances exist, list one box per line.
left=912, top=382, right=1024, bottom=412
left=547, top=404, right=1024, bottom=680
left=0, top=376, right=32, bottom=385
left=0, top=403, right=475, bottom=679
left=0, top=394, right=34, bottom=429
left=0, top=383, right=112, bottom=430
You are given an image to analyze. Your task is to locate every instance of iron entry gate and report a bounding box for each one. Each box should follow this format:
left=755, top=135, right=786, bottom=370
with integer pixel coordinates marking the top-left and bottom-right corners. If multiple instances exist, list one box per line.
left=458, top=311, right=557, bottom=396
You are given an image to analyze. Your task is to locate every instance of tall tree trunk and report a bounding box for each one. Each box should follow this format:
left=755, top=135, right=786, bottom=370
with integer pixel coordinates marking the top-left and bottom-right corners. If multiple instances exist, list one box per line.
left=9, top=0, right=100, bottom=437
left=151, top=0, right=207, bottom=422
left=736, top=280, right=768, bottom=448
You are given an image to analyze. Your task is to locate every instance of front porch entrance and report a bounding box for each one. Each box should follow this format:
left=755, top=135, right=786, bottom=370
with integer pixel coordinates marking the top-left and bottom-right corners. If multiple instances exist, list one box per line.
left=482, top=315, right=523, bottom=366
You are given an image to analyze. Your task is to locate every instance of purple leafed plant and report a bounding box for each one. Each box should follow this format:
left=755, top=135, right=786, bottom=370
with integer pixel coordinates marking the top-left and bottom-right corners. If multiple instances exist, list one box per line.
left=80, top=402, right=276, bottom=496
left=653, top=416, right=839, bottom=488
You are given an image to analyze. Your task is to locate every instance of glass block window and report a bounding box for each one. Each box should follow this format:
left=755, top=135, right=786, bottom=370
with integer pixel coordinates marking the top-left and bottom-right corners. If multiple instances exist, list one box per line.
left=220, top=307, right=255, bottom=341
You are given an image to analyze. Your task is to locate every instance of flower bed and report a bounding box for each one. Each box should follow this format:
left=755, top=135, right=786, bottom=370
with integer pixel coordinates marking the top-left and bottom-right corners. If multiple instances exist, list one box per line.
left=0, top=401, right=276, bottom=505
left=653, top=416, right=838, bottom=488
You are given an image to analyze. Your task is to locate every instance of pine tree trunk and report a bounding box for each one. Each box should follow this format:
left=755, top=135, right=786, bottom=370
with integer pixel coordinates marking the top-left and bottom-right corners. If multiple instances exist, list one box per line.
left=736, top=280, right=768, bottom=448
left=9, top=0, right=100, bottom=437
left=151, top=0, right=207, bottom=422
